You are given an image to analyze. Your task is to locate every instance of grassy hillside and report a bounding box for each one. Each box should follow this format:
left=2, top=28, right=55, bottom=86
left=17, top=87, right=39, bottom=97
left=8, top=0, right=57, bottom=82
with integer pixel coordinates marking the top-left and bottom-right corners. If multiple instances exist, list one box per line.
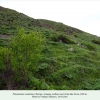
left=0, top=6, right=100, bottom=90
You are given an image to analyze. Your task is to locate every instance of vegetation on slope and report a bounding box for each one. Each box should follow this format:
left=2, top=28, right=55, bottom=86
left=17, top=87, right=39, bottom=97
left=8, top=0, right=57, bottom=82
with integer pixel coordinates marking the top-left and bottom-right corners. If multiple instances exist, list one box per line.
left=0, top=6, right=100, bottom=90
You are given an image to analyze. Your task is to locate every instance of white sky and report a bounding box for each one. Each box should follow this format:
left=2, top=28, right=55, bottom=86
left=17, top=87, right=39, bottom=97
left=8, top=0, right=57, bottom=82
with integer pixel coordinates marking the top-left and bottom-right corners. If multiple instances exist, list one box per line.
left=0, top=0, right=100, bottom=36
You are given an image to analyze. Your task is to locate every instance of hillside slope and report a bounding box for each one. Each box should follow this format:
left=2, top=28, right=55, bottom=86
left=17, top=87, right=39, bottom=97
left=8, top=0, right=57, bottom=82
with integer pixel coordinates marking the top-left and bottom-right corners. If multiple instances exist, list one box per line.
left=0, top=6, right=100, bottom=90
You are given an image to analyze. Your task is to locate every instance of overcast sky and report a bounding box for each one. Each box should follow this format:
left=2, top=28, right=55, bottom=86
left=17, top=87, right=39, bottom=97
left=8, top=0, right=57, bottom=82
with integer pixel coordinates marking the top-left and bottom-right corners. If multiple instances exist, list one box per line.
left=0, top=0, right=100, bottom=36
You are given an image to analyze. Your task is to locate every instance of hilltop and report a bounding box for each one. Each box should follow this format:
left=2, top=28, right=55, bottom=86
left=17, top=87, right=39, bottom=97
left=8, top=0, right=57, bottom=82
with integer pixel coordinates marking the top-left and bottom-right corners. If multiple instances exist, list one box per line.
left=0, top=6, right=100, bottom=90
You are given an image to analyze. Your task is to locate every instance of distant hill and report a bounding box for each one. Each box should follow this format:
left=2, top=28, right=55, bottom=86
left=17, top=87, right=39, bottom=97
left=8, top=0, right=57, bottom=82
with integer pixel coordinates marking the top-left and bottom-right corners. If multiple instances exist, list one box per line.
left=0, top=6, right=100, bottom=90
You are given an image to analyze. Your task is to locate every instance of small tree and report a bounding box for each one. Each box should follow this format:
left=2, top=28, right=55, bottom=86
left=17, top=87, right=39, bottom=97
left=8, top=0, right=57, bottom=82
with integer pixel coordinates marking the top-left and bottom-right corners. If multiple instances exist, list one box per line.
left=0, top=28, right=45, bottom=89
left=10, top=29, right=45, bottom=89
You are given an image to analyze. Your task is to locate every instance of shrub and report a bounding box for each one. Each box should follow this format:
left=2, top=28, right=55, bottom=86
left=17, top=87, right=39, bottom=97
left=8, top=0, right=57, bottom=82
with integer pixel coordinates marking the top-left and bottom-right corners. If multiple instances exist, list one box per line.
left=51, top=34, right=75, bottom=44
left=83, top=79, right=100, bottom=90
left=81, top=43, right=96, bottom=51
left=28, top=77, right=50, bottom=90
left=74, top=34, right=78, bottom=37
left=92, top=39, right=100, bottom=45
left=0, top=28, right=45, bottom=89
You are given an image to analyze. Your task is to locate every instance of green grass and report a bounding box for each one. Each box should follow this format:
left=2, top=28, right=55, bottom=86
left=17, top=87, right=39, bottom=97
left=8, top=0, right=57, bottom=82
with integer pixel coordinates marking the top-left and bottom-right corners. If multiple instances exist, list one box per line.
left=0, top=6, right=100, bottom=90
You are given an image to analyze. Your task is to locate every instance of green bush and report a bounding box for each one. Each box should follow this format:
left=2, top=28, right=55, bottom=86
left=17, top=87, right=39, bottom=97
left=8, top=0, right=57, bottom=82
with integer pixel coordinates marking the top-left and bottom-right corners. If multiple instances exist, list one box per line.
left=0, top=28, right=45, bottom=90
left=81, top=42, right=96, bottom=51
left=51, top=34, right=75, bottom=44
left=83, top=79, right=100, bottom=90
left=28, top=77, right=50, bottom=90
left=92, top=39, right=100, bottom=45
